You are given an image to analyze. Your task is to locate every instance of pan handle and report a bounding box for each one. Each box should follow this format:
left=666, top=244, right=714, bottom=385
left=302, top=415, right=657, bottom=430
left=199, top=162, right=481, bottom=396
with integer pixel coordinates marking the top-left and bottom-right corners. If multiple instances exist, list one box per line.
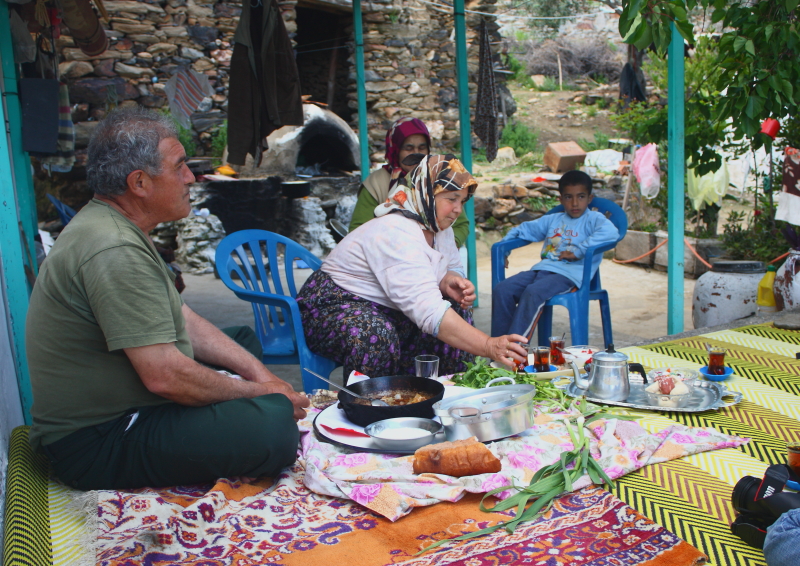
left=486, top=376, right=516, bottom=387
left=448, top=406, right=480, bottom=420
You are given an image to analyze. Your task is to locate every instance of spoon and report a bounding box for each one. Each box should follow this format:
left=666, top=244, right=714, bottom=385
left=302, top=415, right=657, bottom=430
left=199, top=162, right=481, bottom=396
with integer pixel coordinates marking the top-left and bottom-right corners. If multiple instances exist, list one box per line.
left=303, top=369, right=389, bottom=406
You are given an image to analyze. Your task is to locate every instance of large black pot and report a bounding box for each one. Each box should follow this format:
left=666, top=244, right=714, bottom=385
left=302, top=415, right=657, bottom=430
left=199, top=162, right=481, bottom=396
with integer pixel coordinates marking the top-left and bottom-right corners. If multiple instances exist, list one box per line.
left=338, top=376, right=445, bottom=427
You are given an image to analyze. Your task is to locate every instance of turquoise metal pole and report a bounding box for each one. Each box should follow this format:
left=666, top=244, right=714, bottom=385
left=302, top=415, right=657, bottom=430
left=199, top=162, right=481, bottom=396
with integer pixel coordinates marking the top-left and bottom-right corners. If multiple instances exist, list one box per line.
left=667, top=22, right=685, bottom=335
left=453, top=0, right=479, bottom=303
left=0, top=1, right=36, bottom=281
left=352, top=0, right=370, bottom=180
left=0, top=0, right=33, bottom=423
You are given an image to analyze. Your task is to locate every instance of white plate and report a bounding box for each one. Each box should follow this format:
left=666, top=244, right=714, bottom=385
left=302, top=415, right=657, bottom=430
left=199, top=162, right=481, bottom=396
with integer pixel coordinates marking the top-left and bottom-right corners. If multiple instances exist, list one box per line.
left=313, top=385, right=469, bottom=454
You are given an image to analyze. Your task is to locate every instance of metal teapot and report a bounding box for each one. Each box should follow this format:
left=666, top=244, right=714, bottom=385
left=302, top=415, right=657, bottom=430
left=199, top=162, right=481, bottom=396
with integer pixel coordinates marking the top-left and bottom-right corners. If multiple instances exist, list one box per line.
left=574, top=344, right=647, bottom=402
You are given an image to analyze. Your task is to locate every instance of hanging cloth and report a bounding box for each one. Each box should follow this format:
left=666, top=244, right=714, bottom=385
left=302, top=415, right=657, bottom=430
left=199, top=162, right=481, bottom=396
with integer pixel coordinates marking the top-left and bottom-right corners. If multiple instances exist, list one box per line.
left=619, top=62, right=646, bottom=107
left=686, top=160, right=729, bottom=211
left=776, top=147, right=800, bottom=226
left=227, top=0, right=303, bottom=165
left=164, top=67, right=214, bottom=129
left=474, top=19, right=498, bottom=162
left=41, top=83, right=76, bottom=173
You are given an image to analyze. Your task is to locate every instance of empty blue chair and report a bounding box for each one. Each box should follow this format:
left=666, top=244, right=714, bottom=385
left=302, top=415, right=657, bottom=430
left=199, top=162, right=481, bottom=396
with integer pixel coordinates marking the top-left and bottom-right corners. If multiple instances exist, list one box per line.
left=215, top=230, right=337, bottom=392
left=46, top=194, right=77, bottom=226
left=490, top=197, right=627, bottom=347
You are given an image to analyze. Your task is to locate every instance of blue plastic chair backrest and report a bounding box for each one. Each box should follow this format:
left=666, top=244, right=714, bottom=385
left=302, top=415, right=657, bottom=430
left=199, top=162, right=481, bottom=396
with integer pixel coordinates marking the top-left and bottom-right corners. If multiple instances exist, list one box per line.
left=46, top=194, right=77, bottom=226
left=215, top=230, right=322, bottom=342
left=545, top=197, right=628, bottom=241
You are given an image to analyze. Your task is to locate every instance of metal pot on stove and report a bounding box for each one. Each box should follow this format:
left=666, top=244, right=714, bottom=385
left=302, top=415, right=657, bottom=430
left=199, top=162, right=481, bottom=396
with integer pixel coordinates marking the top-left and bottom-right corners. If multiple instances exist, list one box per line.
left=433, top=378, right=536, bottom=442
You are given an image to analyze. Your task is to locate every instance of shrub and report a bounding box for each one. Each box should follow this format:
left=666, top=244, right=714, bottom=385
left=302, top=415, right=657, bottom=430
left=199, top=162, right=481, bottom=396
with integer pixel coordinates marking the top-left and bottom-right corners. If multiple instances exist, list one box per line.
left=209, top=122, right=227, bottom=159
left=500, top=121, right=539, bottom=156
left=577, top=131, right=610, bottom=152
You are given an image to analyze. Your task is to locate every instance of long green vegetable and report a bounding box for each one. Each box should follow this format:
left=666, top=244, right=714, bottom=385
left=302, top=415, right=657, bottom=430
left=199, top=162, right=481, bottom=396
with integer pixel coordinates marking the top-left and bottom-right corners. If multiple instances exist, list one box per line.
left=416, top=416, right=616, bottom=555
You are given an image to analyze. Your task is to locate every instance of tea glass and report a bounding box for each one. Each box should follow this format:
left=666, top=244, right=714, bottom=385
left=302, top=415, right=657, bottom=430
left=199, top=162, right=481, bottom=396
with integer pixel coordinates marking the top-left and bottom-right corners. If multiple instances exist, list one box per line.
left=534, top=347, right=551, bottom=372
left=708, top=347, right=727, bottom=375
left=549, top=336, right=566, bottom=365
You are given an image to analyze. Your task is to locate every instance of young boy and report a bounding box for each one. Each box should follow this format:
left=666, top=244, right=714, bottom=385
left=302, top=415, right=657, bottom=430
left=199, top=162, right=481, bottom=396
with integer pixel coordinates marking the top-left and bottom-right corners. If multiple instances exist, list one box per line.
left=491, top=170, right=619, bottom=338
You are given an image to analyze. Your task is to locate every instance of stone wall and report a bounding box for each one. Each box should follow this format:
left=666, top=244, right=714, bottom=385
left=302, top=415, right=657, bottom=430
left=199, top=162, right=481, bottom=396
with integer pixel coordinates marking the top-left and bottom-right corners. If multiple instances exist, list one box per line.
left=349, top=0, right=504, bottom=161
left=57, top=0, right=249, bottom=163
left=52, top=0, right=504, bottom=170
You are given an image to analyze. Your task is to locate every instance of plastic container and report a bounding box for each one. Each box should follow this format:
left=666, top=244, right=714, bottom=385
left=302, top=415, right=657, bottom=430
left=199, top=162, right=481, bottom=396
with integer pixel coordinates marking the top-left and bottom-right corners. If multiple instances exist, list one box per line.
left=757, top=265, right=778, bottom=315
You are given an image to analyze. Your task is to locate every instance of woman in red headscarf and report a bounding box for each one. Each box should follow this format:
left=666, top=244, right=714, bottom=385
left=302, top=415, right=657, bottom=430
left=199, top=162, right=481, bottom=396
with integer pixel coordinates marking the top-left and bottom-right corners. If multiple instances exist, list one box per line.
left=347, top=117, right=470, bottom=247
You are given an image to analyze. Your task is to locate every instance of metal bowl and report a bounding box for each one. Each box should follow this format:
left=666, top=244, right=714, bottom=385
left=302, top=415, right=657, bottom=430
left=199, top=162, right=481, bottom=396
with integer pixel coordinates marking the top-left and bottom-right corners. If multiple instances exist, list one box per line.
left=364, top=417, right=443, bottom=451
left=646, top=367, right=699, bottom=390
left=644, top=389, right=693, bottom=409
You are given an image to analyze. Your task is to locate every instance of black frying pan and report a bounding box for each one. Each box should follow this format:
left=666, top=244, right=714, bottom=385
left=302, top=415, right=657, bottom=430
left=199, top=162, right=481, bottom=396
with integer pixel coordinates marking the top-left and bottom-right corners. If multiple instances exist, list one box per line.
left=338, top=376, right=445, bottom=427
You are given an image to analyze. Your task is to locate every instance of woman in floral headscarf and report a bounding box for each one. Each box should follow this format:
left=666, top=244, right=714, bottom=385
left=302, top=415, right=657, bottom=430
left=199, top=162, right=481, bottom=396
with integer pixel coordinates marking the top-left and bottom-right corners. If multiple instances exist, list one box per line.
left=298, top=154, right=527, bottom=381
left=348, top=117, right=470, bottom=248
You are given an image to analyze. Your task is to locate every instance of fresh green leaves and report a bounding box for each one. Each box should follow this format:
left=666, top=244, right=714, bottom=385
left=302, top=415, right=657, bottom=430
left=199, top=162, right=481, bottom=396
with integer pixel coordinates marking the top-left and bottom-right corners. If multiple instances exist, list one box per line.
left=415, top=417, right=615, bottom=555
left=452, top=357, right=516, bottom=389
left=617, top=0, right=800, bottom=175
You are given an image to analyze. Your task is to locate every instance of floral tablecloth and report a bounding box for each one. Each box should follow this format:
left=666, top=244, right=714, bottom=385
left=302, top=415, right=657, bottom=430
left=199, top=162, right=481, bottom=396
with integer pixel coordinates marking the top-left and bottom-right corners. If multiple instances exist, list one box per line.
left=300, top=410, right=748, bottom=522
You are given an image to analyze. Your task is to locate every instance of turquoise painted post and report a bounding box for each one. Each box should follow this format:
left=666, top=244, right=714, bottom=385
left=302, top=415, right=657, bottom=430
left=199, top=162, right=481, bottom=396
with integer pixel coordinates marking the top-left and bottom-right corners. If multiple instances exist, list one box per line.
left=453, top=0, right=479, bottom=303
left=0, top=0, right=33, bottom=423
left=667, top=23, right=685, bottom=335
left=352, top=0, right=370, bottom=181
left=0, top=0, right=37, bottom=280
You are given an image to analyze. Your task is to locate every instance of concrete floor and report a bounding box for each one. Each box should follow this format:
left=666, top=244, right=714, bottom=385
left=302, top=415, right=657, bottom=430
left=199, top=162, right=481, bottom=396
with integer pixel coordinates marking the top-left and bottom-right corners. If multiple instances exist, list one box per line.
left=182, top=243, right=698, bottom=392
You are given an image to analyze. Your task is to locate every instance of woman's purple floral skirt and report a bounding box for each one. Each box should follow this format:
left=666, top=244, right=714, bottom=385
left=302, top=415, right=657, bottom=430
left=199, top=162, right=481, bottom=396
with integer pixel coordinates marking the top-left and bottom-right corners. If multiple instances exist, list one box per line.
left=297, top=270, right=474, bottom=381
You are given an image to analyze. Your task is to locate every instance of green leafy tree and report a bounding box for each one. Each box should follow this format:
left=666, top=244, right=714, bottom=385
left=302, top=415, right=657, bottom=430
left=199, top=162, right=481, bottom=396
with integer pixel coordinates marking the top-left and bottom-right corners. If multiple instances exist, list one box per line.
left=619, top=0, right=800, bottom=174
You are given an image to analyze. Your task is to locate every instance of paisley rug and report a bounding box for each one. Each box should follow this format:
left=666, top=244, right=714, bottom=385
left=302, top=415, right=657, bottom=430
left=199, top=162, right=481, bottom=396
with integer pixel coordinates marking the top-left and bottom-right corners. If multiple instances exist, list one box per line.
left=92, top=478, right=705, bottom=566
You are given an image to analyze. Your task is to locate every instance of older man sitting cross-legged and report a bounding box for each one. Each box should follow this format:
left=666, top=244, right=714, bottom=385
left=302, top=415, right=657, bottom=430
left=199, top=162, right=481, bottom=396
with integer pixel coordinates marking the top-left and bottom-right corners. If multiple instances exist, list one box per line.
left=26, top=107, right=309, bottom=490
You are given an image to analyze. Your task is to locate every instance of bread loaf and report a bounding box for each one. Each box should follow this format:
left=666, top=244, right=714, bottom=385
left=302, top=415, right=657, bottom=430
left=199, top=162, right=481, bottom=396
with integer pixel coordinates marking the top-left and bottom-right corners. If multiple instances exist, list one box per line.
left=413, top=437, right=501, bottom=477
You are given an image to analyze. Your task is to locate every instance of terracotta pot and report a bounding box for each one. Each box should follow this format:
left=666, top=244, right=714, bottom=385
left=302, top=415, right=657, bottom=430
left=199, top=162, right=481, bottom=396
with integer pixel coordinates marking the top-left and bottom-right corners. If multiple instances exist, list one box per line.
left=773, top=250, right=800, bottom=311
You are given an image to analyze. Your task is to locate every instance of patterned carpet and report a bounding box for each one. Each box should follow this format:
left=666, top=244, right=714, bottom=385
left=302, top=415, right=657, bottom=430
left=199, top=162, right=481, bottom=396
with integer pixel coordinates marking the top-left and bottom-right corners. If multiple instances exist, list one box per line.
left=617, top=322, right=800, bottom=566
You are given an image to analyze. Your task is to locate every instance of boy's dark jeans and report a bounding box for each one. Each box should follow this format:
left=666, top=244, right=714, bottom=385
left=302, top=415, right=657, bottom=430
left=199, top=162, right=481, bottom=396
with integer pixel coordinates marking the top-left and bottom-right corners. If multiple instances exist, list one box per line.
left=491, top=270, right=574, bottom=337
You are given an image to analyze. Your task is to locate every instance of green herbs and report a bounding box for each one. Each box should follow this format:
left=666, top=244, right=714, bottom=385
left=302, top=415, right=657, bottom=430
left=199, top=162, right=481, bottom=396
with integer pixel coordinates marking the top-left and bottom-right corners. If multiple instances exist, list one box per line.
left=452, top=358, right=571, bottom=411
left=452, top=358, right=516, bottom=389
left=417, top=416, right=614, bottom=555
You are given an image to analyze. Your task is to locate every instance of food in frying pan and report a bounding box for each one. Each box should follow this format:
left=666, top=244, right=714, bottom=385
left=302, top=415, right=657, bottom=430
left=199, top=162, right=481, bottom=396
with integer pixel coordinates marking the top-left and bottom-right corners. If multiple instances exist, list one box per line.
left=351, top=390, right=434, bottom=406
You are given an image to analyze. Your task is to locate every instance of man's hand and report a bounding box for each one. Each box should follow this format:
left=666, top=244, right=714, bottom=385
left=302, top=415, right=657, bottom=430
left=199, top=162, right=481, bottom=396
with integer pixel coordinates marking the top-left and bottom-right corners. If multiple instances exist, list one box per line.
left=504, top=255, right=510, bottom=269
left=559, top=250, right=578, bottom=261
left=440, top=272, right=476, bottom=308
left=257, top=381, right=309, bottom=420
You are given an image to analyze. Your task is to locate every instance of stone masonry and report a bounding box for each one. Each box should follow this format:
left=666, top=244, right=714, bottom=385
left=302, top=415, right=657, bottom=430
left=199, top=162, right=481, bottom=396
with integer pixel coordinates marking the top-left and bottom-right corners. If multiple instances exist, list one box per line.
left=53, top=0, right=505, bottom=169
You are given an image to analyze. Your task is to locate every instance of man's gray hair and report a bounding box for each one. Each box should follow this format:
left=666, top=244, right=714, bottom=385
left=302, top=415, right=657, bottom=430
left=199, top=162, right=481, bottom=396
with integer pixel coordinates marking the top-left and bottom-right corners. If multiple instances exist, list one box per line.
left=86, top=107, right=179, bottom=196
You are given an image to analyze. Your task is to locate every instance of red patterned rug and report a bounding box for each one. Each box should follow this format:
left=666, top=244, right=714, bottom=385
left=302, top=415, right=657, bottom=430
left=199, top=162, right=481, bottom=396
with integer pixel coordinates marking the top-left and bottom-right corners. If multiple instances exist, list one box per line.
left=94, top=467, right=706, bottom=566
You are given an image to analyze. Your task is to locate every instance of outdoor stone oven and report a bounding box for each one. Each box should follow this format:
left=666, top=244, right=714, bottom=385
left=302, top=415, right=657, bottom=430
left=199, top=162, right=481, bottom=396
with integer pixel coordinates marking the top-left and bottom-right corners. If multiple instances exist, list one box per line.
left=244, top=104, right=360, bottom=176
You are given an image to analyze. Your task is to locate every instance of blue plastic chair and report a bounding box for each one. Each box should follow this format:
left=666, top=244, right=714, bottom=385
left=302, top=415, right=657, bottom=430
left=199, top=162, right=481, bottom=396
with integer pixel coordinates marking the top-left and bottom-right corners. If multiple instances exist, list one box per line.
left=215, top=230, right=337, bottom=393
left=46, top=194, right=77, bottom=226
left=490, top=197, right=627, bottom=348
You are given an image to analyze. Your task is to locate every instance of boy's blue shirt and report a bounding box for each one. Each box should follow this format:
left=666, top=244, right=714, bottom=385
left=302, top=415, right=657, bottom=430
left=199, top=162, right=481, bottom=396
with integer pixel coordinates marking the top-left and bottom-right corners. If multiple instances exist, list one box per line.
left=501, top=209, right=619, bottom=288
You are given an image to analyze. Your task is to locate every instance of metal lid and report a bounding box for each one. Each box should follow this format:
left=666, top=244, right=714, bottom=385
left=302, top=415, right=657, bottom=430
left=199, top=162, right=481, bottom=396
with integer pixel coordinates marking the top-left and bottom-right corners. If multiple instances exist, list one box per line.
left=592, top=343, right=628, bottom=363
left=710, top=260, right=766, bottom=273
left=433, top=384, right=536, bottom=416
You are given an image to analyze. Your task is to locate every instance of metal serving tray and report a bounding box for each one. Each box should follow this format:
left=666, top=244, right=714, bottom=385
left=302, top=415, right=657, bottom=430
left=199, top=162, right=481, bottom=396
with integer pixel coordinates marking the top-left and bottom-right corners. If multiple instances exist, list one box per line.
left=559, top=378, right=742, bottom=412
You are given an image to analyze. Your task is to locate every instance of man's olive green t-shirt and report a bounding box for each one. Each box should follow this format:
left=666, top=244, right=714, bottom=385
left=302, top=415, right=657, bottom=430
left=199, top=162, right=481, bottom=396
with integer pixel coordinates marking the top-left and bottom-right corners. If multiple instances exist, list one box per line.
left=27, top=199, right=193, bottom=450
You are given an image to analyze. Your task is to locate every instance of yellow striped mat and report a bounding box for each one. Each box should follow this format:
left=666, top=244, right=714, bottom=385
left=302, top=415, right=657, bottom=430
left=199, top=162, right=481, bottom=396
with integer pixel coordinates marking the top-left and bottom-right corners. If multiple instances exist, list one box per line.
left=617, top=322, right=800, bottom=566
